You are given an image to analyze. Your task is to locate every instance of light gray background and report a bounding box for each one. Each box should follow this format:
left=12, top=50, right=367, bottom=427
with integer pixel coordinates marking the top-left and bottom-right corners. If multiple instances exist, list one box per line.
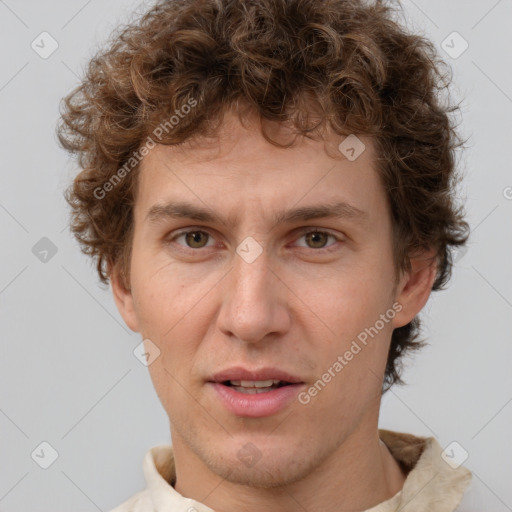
left=1, top=0, right=511, bottom=510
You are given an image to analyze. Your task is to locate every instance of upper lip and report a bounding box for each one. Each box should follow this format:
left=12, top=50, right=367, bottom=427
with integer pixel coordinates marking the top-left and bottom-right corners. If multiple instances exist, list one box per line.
left=209, top=366, right=304, bottom=384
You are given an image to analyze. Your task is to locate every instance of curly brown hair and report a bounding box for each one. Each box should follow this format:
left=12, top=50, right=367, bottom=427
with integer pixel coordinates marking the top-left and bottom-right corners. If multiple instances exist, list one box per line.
left=58, top=0, right=469, bottom=392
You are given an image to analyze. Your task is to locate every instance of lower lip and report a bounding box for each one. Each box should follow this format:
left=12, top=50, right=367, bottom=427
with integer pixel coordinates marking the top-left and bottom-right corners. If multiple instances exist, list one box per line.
left=208, top=382, right=304, bottom=418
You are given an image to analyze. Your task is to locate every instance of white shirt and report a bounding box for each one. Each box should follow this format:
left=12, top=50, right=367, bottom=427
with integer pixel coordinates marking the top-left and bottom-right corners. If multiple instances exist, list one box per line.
left=110, top=429, right=473, bottom=512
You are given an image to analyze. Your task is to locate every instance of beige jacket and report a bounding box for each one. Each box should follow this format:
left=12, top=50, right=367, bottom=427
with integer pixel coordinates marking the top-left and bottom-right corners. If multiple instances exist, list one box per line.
left=110, top=429, right=472, bottom=512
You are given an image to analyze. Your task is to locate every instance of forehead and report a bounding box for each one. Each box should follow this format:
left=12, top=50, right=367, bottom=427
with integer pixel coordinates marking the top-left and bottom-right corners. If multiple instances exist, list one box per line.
left=134, top=110, right=385, bottom=224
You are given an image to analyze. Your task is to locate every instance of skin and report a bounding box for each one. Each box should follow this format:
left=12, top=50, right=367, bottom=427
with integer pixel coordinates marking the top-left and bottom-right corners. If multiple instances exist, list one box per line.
left=111, top=107, right=437, bottom=512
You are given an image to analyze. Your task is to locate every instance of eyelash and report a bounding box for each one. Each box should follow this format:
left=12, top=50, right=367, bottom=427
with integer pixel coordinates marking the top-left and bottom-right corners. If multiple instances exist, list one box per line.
left=166, top=227, right=342, bottom=253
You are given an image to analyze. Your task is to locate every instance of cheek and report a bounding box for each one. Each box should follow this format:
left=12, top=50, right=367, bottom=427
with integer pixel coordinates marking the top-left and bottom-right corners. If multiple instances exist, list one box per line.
left=288, top=266, right=395, bottom=392
left=131, top=256, right=204, bottom=333
left=290, top=266, right=393, bottom=334
left=130, top=262, right=219, bottom=381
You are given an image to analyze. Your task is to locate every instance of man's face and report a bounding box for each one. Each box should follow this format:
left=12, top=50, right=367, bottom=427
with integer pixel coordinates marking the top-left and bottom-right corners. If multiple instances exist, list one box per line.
left=113, top=111, right=420, bottom=487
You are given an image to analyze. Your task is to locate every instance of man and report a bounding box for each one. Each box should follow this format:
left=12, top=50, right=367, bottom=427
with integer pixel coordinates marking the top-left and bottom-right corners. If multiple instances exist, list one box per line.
left=58, top=0, right=472, bottom=510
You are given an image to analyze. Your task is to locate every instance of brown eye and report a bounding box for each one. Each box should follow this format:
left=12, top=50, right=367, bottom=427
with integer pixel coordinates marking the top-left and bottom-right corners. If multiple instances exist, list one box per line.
left=293, top=229, right=340, bottom=252
left=304, top=231, right=330, bottom=249
left=184, top=231, right=210, bottom=248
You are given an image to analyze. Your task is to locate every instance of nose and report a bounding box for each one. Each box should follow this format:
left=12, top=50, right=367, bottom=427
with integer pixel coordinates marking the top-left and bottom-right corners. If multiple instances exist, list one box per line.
left=216, top=247, right=291, bottom=345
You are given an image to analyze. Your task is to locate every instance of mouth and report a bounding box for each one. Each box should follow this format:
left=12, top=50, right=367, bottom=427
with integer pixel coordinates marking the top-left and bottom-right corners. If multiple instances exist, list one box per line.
left=207, top=368, right=306, bottom=417
left=220, top=379, right=297, bottom=394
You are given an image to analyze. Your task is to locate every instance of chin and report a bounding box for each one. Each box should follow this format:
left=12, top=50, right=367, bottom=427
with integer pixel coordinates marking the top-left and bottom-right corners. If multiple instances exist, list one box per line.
left=200, top=440, right=318, bottom=489
left=210, top=456, right=311, bottom=489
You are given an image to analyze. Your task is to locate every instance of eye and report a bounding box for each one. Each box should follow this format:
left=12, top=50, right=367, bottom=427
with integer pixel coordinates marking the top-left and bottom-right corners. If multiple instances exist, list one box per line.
left=166, top=227, right=342, bottom=254
left=170, top=229, right=215, bottom=249
left=294, top=229, right=340, bottom=250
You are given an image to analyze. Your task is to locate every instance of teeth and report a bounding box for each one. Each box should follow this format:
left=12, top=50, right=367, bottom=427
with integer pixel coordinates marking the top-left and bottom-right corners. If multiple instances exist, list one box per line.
left=229, top=379, right=280, bottom=388
left=232, top=386, right=275, bottom=394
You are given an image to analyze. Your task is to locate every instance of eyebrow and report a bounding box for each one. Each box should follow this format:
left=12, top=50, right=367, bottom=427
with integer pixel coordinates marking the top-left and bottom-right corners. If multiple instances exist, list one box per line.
left=145, top=200, right=367, bottom=228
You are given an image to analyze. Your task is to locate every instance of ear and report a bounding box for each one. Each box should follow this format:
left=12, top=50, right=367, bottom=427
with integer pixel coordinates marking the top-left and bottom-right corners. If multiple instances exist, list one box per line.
left=110, top=263, right=140, bottom=333
left=392, top=250, right=438, bottom=328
